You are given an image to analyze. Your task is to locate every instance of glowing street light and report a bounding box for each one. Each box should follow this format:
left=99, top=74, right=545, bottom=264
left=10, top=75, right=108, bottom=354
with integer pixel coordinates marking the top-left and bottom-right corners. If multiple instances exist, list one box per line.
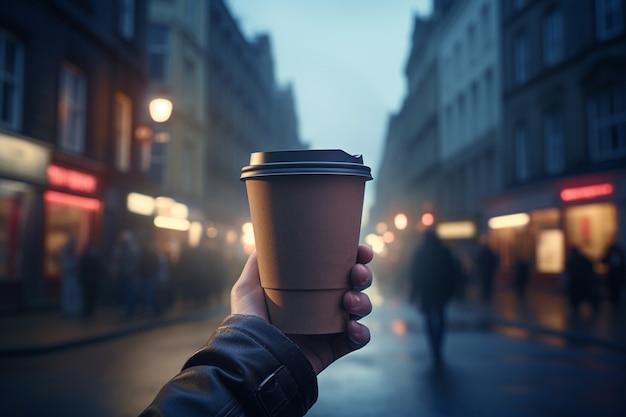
left=394, top=213, right=408, bottom=230
left=149, top=98, right=173, bottom=123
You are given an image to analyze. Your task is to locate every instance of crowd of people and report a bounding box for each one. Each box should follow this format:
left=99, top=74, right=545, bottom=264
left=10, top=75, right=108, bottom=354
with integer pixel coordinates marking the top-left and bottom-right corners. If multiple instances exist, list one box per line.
left=59, top=229, right=237, bottom=319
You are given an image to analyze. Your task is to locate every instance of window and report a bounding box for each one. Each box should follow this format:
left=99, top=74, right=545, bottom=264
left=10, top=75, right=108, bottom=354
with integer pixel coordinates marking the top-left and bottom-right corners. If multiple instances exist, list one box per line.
left=467, top=24, right=476, bottom=66
left=544, top=110, right=565, bottom=174
left=485, top=70, right=494, bottom=125
left=481, top=4, right=491, bottom=49
left=0, top=29, right=24, bottom=130
left=514, top=31, right=529, bottom=85
left=513, top=0, right=528, bottom=11
left=471, top=82, right=479, bottom=136
left=118, top=0, right=135, bottom=40
left=587, top=86, right=626, bottom=161
left=543, top=9, right=564, bottom=67
left=514, top=126, right=530, bottom=181
left=149, top=142, right=168, bottom=185
left=183, top=59, right=196, bottom=109
left=182, top=142, right=193, bottom=193
left=596, top=0, right=624, bottom=40
left=114, top=93, right=131, bottom=172
left=185, top=0, right=200, bottom=33
left=148, top=24, right=169, bottom=82
left=58, top=63, right=87, bottom=154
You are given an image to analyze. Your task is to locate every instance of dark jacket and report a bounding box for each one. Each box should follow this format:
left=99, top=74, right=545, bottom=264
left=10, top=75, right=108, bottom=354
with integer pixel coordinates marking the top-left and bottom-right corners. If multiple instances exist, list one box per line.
left=139, top=314, right=318, bottom=417
left=409, top=232, right=459, bottom=309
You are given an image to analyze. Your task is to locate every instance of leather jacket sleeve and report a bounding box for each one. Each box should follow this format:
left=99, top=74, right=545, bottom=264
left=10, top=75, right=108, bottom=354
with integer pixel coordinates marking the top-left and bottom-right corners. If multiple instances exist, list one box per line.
left=139, top=314, right=318, bottom=417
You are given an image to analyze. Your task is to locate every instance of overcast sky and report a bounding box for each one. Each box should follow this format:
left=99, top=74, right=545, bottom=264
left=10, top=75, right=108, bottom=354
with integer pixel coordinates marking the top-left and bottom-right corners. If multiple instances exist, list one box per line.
left=226, top=0, right=433, bottom=224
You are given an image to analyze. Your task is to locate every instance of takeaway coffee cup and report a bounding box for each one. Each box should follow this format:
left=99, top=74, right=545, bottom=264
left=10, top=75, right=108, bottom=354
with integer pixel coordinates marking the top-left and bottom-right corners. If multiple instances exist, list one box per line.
left=240, top=149, right=373, bottom=334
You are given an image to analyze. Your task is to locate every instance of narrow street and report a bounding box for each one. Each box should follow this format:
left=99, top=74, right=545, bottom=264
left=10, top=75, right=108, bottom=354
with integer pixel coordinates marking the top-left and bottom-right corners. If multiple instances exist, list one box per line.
left=1, top=286, right=625, bottom=417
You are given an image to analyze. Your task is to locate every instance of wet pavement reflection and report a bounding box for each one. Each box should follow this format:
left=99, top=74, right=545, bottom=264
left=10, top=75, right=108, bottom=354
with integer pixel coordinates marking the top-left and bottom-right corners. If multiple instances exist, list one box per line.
left=307, top=282, right=626, bottom=417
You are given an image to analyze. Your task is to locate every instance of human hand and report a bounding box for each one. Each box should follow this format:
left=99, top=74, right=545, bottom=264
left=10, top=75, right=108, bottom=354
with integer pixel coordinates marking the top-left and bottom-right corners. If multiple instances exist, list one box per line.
left=231, top=245, right=374, bottom=374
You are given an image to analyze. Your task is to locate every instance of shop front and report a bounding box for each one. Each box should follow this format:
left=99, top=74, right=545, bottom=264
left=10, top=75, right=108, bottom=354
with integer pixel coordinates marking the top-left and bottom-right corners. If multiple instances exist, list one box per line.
left=484, top=172, right=624, bottom=288
left=0, top=132, right=51, bottom=311
left=43, top=160, right=104, bottom=303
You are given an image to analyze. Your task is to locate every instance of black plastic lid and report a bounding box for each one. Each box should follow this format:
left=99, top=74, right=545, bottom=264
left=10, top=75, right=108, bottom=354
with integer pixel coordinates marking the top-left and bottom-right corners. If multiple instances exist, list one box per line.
left=240, top=149, right=373, bottom=181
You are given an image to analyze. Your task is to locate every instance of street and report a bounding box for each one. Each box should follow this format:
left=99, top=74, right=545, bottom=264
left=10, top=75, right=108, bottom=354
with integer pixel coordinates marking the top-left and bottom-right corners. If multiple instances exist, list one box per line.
left=1, top=291, right=625, bottom=417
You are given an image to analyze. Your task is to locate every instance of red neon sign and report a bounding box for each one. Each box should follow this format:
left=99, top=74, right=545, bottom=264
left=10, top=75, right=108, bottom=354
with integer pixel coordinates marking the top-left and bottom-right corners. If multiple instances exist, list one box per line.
left=560, top=183, right=614, bottom=202
left=47, top=165, right=97, bottom=194
left=44, top=191, right=101, bottom=211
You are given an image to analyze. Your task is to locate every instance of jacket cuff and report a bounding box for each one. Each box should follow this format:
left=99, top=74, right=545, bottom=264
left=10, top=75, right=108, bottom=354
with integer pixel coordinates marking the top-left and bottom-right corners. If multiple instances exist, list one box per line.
left=184, top=314, right=318, bottom=416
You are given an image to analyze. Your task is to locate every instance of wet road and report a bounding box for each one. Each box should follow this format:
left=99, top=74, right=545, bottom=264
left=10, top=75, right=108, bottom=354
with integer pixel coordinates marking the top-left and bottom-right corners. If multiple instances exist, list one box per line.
left=311, top=298, right=626, bottom=417
left=1, top=296, right=625, bottom=417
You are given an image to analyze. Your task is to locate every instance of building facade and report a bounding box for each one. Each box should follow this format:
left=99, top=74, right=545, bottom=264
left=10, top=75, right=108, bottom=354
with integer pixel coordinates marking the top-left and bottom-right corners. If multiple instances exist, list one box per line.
left=372, top=0, right=502, bottom=288
left=0, top=0, right=151, bottom=311
left=488, top=0, right=626, bottom=283
left=373, top=0, right=626, bottom=290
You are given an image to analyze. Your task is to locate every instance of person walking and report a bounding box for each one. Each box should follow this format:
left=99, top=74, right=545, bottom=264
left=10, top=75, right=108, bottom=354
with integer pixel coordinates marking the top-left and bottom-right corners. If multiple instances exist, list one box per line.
left=110, top=230, right=141, bottom=316
left=79, top=240, right=103, bottom=318
left=139, top=239, right=160, bottom=315
left=59, top=236, right=82, bottom=316
left=601, top=242, right=625, bottom=309
left=513, top=256, right=531, bottom=301
left=564, top=246, right=598, bottom=318
left=475, top=237, right=499, bottom=303
left=409, top=230, right=460, bottom=366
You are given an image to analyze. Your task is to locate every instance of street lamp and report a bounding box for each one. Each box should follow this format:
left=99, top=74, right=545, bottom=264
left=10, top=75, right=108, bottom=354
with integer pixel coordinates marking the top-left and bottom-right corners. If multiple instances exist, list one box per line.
left=149, top=98, right=173, bottom=123
left=394, top=213, right=408, bottom=231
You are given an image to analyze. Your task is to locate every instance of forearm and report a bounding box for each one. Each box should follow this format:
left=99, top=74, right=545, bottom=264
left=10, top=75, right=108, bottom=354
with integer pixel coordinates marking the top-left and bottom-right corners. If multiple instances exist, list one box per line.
left=139, top=314, right=318, bottom=417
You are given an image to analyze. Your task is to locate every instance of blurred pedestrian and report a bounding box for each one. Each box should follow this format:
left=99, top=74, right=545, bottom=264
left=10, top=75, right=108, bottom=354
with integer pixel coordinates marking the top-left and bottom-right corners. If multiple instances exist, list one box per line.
left=155, top=242, right=172, bottom=314
left=601, top=241, right=625, bottom=309
left=564, top=247, right=598, bottom=318
left=139, top=239, right=160, bottom=315
left=110, top=230, right=141, bottom=316
left=409, top=230, right=461, bottom=366
left=79, top=240, right=103, bottom=318
left=475, top=237, right=498, bottom=303
left=60, top=236, right=82, bottom=316
left=513, top=256, right=531, bottom=301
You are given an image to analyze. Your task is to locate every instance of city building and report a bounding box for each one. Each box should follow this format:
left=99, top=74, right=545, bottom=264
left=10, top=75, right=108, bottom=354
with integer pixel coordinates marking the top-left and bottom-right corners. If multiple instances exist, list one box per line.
left=0, top=0, right=152, bottom=311
left=487, top=0, right=626, bottom=284
left=372, top=0, right=502, bottom=285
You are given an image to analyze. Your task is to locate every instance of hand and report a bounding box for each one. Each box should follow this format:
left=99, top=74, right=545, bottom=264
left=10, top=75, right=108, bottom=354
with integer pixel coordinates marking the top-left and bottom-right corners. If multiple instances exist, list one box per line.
left=231, top=245, right=374, bottom=374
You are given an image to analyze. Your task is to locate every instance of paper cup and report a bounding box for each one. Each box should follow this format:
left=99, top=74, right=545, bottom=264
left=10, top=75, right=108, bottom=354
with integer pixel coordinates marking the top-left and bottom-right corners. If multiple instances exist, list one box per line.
left=241, top=149, right=372, bottom=334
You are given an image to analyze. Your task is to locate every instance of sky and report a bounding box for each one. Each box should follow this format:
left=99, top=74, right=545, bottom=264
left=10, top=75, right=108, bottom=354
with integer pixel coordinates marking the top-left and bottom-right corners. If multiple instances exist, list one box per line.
left=225, top=0, right=433, bottom=224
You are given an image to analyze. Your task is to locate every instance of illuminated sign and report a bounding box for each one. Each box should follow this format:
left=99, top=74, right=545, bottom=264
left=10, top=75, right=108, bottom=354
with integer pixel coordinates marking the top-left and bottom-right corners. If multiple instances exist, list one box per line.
left=0, top=133, right=50, bottom=183
left=44, top=191, right=101, bottom=211
left=488, top=213, right=530, bottom=229
left=436, top=221, right=476, bottom=239
left=560, top=183, right=614, bottom=202
left=47, top=165, right=97, bottom=194
left=127, top=192, right=155, bottom=215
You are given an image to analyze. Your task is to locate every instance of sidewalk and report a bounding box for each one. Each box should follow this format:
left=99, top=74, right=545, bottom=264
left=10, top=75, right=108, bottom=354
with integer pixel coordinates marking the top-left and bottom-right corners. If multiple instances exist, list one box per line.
left=1, top=285, right=625, bottom=355
left=0, top=301, right=230, bottom=355
left=449, top=284, right=626, bottom=352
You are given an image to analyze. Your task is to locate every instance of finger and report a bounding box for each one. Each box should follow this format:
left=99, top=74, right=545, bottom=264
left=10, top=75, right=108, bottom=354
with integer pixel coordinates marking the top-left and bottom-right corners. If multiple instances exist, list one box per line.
left=350, top=263, right=372, bottom=290
left=356, top=244, right=374, bottom=265
left=346, top=320, right=371, bottom=350
left=343, top=291, right=372, bottom=319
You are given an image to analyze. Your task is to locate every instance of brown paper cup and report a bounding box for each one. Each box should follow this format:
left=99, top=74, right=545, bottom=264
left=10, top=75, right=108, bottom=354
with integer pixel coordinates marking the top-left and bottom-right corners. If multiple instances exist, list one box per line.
left=241, top=150, right=372, bottom=334
left=264, top=288, right=348, bottom=334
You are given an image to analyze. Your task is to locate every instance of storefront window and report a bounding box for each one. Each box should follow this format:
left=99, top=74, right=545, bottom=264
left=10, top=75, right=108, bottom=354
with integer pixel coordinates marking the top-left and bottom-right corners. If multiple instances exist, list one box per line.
left=0, top=180, right=30, bottom=281
left=564, top=203, right=617, bottom=262
left=44, top=197, right=96, bottom=278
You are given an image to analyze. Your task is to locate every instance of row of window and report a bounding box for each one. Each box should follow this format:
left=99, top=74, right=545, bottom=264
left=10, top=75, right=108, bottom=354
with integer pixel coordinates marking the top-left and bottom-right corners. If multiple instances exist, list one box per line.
left=443, top=1, right=495, bottom=85
left=514, top=84, right=626, bottom=181
left=513, top=0, right=624, bottom=86
left=442, top=70, right=495, bottom=154
left=0, top=27, right=138, bottom=174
